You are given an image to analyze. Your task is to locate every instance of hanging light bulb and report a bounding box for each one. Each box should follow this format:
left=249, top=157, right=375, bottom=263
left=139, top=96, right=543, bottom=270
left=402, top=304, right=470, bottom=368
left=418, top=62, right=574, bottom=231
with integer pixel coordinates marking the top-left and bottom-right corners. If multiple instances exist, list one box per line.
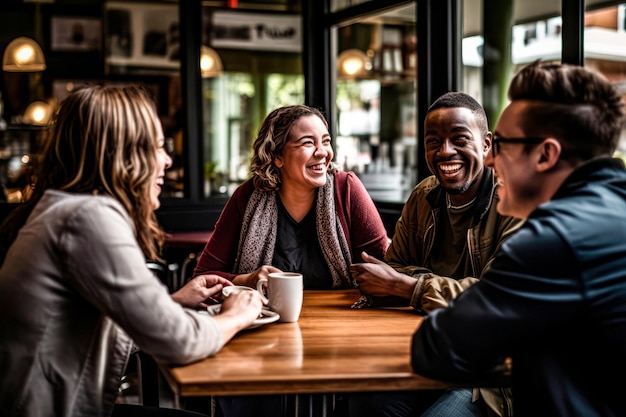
left=200, top=45, right=223, bottom=78
left=23, top=101, right=53, bottom=125
left=2, top=37, right=47, bottom=72
left=337, top=48, right=372, bottom=80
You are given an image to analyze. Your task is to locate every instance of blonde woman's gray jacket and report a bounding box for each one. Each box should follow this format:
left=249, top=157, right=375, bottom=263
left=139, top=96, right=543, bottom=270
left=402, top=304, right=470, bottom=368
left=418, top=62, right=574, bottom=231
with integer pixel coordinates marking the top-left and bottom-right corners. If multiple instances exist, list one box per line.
left=0, top=191, right=225, bottom=417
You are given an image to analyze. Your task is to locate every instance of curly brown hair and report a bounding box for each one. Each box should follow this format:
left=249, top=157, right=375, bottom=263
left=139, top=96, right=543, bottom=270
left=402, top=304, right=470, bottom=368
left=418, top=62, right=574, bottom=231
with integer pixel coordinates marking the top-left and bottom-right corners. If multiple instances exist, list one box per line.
left=250, top=105, right=331, bottom=192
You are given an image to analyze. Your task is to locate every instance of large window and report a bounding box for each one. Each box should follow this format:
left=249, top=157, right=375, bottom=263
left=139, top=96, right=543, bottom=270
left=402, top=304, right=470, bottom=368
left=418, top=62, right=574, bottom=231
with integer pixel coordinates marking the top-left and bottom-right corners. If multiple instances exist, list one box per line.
left=331, top=4, right=417, bottom=203
left=202, top=72, right=304, bottom=198
left=163, top=0, right=626, bottom=231
left=159, top=3, right=304, bottom=202
left=461, top=1, right=626, bottom=157
left=584, top=3, right=626, bottom=160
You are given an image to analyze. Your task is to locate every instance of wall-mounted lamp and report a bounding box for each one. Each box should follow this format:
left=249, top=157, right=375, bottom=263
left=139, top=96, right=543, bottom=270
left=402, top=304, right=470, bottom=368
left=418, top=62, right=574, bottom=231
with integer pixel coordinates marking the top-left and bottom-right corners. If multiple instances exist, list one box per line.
left=337, top=48, right=372, bottom=80
left=201, top=45, right=223, bottom=78
left=23, top=100, right=53, bottom=125
left=2, top=37, right=47, bottom=72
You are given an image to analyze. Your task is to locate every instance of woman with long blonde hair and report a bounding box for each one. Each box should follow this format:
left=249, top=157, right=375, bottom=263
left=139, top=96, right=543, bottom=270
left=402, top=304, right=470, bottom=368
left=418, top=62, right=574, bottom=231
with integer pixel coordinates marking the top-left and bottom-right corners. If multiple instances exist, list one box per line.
left=0, top=85, right=263, bottom=417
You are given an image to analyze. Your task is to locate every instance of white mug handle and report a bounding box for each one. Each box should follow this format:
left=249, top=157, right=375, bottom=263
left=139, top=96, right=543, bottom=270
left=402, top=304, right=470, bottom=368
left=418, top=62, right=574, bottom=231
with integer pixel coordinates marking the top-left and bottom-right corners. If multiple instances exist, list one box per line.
left=256, top=278, right=269, bottom=304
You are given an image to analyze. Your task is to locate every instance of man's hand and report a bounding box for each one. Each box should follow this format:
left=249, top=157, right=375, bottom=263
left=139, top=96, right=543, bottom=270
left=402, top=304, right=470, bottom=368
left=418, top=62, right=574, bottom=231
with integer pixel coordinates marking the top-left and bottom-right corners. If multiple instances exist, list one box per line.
left=350, top=251, right=416, bottom=299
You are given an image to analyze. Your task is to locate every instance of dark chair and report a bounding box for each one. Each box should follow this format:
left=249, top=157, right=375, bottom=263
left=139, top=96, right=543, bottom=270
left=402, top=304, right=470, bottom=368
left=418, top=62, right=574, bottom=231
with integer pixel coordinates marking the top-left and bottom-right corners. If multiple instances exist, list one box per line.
left=136, top=350, right=161, bottom=407
left=118, top=350, right=161, bottom=407
left=147, top=260, right=180, bottom=293
left=179, top=252, right=200, bottom=285
left=119, top=260, right=220, bottom=414
left=117, top=262, right=179, bottom=407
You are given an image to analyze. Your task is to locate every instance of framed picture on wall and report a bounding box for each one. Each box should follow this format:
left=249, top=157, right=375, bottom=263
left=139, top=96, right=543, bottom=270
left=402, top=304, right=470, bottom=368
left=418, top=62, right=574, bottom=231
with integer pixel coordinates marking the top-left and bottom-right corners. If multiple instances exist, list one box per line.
left=51, top=16, right=101, bottom=52
left=104, top=2, right=179, bottom=73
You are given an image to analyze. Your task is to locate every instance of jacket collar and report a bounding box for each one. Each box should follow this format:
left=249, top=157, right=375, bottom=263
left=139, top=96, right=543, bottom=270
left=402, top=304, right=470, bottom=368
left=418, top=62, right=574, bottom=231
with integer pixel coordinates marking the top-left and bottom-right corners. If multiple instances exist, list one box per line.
left=553, top=157, right=626, bottom=200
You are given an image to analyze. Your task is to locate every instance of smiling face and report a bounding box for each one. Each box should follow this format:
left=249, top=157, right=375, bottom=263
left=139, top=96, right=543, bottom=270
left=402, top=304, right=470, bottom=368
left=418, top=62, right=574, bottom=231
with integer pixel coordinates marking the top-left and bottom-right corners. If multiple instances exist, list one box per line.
left=274, top=115, right=333, bottom=192
left=150, top=121, right=172, bottom=210
left=424, top=107, right=490, bottom=200
left=485, top=100, right=546, bottom=219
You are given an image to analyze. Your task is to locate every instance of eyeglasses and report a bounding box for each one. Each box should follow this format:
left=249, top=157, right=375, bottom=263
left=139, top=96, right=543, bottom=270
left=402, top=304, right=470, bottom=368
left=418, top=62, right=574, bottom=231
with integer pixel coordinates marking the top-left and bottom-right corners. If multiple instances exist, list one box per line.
left=491, top=135, right=545, bottom=158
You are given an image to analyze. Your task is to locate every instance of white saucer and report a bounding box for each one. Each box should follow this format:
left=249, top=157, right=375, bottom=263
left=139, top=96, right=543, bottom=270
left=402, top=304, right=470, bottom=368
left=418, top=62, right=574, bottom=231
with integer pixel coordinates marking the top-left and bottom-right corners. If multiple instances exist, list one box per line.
left=205, top=305, right=280, bottom=330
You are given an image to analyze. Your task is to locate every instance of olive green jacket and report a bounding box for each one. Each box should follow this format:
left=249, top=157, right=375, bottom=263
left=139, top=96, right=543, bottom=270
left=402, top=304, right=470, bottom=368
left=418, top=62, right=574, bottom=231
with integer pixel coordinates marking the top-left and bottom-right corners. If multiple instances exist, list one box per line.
left=385, top=169, right=522, bottom=417
left=385, top=169, right=522, bottom=313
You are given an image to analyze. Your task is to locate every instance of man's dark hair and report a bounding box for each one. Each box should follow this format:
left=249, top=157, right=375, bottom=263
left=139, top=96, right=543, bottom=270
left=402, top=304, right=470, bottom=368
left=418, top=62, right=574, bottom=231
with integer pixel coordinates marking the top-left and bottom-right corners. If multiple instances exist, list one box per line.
left=508, top=60, right=625, bottom=160
left=427, top=92, right=489, bottom=135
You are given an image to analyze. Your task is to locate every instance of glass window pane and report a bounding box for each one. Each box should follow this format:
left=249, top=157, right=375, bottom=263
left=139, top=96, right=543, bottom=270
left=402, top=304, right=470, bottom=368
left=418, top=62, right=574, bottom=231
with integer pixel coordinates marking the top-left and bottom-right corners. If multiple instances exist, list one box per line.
left=584, top=3, right=626, bottom=161
left=512, top=16, right=562, bottom=67
left=464, top=0, right=625, bottom=160
left=463, top=0, right=562, bottom=126
left=334, top=5, right=417, bottom=203
left=204, top=72, right=304, bottom=197
left=201, top=6, right=303, bottom=199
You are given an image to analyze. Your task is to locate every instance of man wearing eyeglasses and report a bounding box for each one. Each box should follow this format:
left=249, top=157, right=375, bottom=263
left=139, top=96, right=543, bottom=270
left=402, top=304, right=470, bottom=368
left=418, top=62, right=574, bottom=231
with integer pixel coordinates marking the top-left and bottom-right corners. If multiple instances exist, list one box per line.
left=348, top=92, right=522, bottom=417
left=411, top=61, right=626, bottom=417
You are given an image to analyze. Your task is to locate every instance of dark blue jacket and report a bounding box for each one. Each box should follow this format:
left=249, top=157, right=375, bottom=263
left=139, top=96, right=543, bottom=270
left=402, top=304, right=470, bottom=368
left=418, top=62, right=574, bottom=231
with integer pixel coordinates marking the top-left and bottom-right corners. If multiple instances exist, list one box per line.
left=411, top=157, right=626, bottom=417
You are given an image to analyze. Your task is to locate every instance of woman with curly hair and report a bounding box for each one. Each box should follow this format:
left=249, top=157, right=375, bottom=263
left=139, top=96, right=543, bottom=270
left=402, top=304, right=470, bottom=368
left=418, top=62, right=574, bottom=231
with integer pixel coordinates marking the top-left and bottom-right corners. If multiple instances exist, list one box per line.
left=195, top=104, right=388, bottom=292
left=193, top=104, right=389, bottom=417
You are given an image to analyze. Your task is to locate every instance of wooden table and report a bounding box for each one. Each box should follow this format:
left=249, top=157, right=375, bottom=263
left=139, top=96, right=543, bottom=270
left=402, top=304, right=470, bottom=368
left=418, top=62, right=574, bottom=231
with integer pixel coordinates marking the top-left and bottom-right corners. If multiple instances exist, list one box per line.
left=160, top=290, right=450, bottom=416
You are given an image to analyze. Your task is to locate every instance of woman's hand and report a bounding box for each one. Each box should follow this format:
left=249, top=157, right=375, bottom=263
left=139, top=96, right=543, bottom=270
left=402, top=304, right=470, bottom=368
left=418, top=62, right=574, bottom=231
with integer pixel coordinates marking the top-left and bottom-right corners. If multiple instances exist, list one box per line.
left=232, top=265, right=282, bottom=287
left=213, top=289, right=265, bottom=341
left=171, top=274, right=234, bottom=309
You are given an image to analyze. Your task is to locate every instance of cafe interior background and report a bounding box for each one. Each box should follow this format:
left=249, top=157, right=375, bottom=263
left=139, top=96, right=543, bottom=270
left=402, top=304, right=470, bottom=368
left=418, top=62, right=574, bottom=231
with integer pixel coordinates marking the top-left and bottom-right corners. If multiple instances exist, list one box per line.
left=1, top=0, right=625, bottom=241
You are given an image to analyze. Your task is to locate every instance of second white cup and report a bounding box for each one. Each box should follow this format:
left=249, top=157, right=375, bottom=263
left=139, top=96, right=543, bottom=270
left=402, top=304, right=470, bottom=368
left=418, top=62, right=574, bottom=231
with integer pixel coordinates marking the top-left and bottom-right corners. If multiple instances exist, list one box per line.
left=257, top=272, right=303, bottom=322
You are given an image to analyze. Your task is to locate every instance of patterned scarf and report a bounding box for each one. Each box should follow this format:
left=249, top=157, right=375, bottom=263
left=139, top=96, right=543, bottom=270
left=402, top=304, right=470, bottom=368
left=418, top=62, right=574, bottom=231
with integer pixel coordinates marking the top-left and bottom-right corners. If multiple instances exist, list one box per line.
left=233, top=173, right=354, bottom=288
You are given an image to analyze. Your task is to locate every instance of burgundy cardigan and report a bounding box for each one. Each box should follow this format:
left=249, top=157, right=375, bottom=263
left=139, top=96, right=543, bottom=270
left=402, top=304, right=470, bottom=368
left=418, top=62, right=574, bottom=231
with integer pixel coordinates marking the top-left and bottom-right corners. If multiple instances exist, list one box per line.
left=194, top=170, right=389, bottom=283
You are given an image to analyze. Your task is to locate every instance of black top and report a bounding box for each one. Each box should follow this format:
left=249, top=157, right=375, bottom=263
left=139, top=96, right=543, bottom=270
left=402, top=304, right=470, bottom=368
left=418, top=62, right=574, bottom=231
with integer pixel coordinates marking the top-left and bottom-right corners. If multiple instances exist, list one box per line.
left=272, top=197, right=333, bottom=289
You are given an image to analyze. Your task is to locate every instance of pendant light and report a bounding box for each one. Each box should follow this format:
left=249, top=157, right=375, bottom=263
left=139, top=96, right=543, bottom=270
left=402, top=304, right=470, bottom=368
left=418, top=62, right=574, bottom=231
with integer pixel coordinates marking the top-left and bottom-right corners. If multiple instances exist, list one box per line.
left=200, top=45, right=223, bottom=78
left=337, top=48, right=372, bottom=80
left=22, top=100, right=53, bottom=125
left=2, top=36, right=47, bottom=72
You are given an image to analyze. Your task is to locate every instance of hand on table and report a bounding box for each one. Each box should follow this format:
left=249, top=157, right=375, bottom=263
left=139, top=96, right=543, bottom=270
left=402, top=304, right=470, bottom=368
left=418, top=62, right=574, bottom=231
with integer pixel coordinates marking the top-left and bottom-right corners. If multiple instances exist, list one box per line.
left=171, top=274, right=233, bottom=309
left=213, top=289, right=265, bottom=339
left=220, top=290, right=264, bottom=321
left=233, top=265, right=282, bottom=287
left=350, top=251, right=414, bottom=300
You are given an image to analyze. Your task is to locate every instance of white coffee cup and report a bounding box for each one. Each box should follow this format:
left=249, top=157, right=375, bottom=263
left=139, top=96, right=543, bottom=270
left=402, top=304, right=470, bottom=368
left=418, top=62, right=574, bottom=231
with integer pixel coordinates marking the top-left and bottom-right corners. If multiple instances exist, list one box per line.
left=256, top=272, right=303, bottom=322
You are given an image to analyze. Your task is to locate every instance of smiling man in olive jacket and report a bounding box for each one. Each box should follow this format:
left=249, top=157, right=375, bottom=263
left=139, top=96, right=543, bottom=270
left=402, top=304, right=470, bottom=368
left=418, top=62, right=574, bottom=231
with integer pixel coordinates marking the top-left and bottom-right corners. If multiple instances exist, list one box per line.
left=411, top=61, right=626, bottom=417
left=349, top=92, right=522, bottom=417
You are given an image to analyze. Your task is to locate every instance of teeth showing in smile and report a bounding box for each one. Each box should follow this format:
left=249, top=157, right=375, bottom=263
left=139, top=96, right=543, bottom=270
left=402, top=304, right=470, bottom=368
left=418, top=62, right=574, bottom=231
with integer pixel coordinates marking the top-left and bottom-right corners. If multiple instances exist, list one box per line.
left=439, top=163, right=462, bottom=174
left=156, top=177, right=164, bottom=185
left=309, top=163, right=325, bottom=171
